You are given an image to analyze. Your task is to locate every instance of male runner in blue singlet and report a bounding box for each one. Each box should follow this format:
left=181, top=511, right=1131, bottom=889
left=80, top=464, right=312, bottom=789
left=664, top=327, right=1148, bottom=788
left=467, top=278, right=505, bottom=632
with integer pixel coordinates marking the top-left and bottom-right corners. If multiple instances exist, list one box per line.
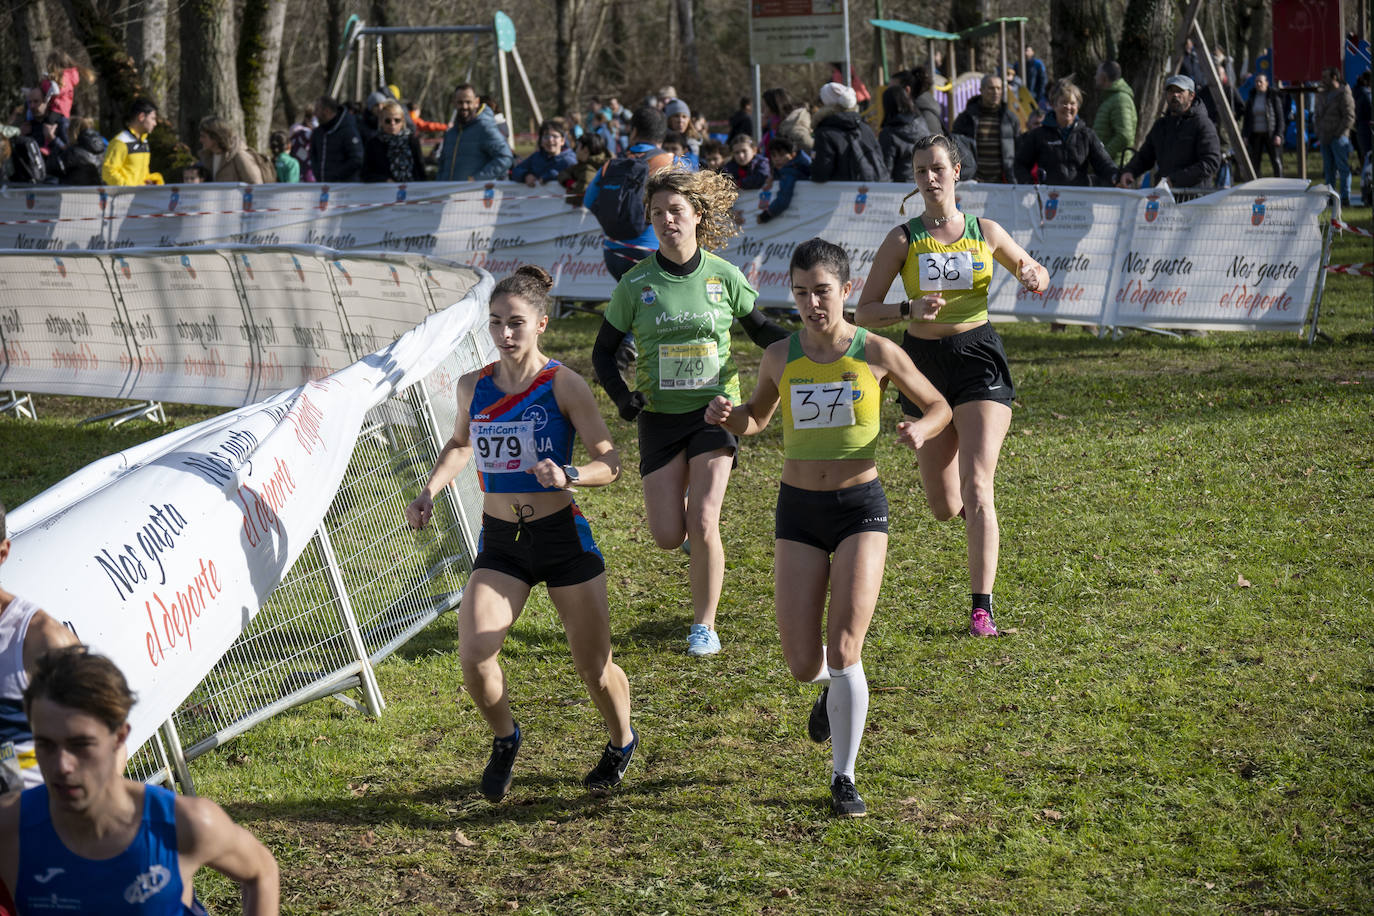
left=0, top=647, right=279, bottom=914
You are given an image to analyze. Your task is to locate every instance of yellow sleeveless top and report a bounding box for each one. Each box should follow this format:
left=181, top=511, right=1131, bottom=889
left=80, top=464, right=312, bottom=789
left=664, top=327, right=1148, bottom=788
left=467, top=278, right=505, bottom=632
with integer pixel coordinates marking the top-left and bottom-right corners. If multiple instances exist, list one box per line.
left=780, top=329, right=882, bottom=461
left=898, top=213, right=993, bottom=324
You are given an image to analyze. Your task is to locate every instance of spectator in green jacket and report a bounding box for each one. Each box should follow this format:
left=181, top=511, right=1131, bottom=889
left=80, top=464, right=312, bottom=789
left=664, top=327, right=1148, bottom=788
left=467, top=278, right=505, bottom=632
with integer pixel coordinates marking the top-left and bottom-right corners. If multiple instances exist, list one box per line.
left=1093, top=60, right=1138, bottom=165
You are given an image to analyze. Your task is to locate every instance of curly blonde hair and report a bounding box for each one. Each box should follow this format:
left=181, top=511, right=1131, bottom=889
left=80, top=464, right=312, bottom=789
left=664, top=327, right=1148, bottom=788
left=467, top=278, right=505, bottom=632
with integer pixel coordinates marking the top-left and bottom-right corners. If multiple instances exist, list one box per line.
left=643, top=166, right=741, bottom=251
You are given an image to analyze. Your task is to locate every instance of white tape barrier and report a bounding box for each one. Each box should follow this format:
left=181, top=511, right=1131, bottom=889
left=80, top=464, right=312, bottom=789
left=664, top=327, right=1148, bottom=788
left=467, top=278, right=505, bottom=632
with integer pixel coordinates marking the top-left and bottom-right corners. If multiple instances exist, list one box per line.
left=3, top=268, right=494, bottom=754
left=0, top=246, right=480, bottom=408
left=0, top=178, right=1329, bottom=331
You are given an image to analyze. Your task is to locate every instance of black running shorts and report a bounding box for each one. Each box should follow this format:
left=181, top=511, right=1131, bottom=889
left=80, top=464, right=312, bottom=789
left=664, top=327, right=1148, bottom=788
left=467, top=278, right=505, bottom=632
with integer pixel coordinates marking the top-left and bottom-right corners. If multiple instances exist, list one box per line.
left=774, top=478, right=890, bottom=553
left=474, top=504, right=605, bottom=588
left=637, top=404, right=738, bottom=478
left=896, top=322, right=1015, bottom=416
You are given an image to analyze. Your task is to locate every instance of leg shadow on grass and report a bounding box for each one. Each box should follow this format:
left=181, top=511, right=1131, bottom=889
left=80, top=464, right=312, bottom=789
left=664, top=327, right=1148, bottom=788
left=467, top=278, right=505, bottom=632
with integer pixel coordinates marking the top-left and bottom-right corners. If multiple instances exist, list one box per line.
left=220, top=772, right=732, bottom=832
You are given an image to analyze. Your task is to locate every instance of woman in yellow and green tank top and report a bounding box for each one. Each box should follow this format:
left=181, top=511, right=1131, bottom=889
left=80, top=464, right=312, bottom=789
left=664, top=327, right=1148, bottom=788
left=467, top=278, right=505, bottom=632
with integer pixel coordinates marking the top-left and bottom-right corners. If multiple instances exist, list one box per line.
left=706, top=239, right=951, bottom=818
left=856, top=134, right=1049, bottom=639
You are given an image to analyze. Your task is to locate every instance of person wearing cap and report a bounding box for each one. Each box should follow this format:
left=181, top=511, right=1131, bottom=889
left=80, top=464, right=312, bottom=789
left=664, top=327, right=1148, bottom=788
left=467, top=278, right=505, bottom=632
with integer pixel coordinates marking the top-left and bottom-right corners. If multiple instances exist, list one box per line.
left=951, top=74, right=1020, bottom=183
left=663, top=99, right=702, bottom=165
left=1117, top=74, right=1221, bottom=189
left=811, top=81, right=888, bottom=183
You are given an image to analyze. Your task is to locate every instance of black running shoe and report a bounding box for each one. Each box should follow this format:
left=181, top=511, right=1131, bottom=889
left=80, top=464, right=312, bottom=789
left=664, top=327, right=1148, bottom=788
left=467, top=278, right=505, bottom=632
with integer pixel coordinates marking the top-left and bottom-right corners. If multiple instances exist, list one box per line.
left=830, top=774, right=867, bottom=818
left=807, top=686, right=830, bottom=743
left=479, top=726, right=521, bottom=803
left=583, top=727, right=638, bottom=794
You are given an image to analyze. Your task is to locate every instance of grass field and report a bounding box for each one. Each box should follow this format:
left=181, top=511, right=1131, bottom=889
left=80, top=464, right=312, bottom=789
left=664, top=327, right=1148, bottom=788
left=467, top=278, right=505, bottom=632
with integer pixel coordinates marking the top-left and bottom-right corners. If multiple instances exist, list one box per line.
left=2, top=205, right=1372, bottom=914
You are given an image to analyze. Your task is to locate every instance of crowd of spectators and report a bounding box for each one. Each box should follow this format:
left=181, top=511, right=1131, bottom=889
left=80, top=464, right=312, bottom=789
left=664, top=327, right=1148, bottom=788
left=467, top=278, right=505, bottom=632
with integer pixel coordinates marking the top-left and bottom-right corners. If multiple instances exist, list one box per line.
left=2, top=46, right=1370, bottom=207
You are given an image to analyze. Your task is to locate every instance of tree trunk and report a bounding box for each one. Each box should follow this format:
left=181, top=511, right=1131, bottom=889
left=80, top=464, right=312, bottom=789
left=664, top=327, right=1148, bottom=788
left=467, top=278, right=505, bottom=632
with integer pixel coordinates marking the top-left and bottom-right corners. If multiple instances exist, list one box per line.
left=555, top=0, right=573, bottom=117
left=238, top=0, right=287, bottom=149
left=1235, top=0, right=1269, bottom=77
left=325, top=0, right=346, bottom=97
left=15, top=0, right=54, bottom=88
left=1118, top=0, right=1174, bottom=147
left=675, top=0, right=698, bottom=96
left=180, top=0, right=242, bottom=146
left=949, top=0, right=993, bottom=75
left=571, top=0, right=613, bottom=108
left=1050, top=0, right=1112, bottom=119
left=126, top=0, right=168, bottom=104
left=52, top=0, right=185, bottom=171
left=277, top=44, right=296, bottom=125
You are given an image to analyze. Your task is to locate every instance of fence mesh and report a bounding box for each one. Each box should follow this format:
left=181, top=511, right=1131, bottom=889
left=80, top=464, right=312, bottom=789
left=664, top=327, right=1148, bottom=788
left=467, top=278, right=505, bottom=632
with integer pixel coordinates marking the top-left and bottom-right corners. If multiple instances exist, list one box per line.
left=87, top=254, right=500, bottom=785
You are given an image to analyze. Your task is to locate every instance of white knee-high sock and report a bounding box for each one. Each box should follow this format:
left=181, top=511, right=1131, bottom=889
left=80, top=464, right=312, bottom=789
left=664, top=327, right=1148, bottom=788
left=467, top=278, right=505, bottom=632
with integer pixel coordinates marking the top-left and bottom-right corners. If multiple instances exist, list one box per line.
left=827, top=660, right=868, bottom=780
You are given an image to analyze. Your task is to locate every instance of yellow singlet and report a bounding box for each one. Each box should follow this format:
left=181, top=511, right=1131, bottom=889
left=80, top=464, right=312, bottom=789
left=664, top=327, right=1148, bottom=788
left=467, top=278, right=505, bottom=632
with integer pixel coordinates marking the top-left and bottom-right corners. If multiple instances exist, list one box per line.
left=898, top=213, right=994, bottom=324
left=780, top=329, right=882, bottom=461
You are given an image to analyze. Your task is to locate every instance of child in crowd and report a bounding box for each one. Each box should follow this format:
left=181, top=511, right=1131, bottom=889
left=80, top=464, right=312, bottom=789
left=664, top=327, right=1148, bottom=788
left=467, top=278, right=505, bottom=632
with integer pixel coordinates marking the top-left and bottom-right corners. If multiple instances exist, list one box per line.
left=558, top=131, right=609, bottom=206
left=661, top=131, right=696, bottom=168
left=722, top=134, right=770, bottom=189
left=757, top=136, right=811, bottom=223
left=181, top=164, right=211, bottom=183
left=699, top=139, right=728, bottom=172
left=269, top=130, right=300, bottom=182
left=512, top=118, right=577, bottom=185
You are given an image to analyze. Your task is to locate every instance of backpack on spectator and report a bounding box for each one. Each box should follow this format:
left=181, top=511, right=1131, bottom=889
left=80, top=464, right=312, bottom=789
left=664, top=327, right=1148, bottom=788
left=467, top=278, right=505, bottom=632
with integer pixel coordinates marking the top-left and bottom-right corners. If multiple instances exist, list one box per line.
left=246, top=148, right=278, bottom=183
left=589, top=147, right=664, bottom=239
left=9, top=135, right=48, bottom=184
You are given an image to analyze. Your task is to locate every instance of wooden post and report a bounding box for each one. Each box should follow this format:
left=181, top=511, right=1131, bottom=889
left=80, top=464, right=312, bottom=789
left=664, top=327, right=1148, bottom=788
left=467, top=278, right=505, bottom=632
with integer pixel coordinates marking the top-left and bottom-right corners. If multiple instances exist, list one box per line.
left=1188, top=21, right=1256, bottom=182
left=1297, top=91, right=1308, bottom=180
left=1172, top=0, right=1206, bottom=74
left=999, top=21, right=1009, bottom=96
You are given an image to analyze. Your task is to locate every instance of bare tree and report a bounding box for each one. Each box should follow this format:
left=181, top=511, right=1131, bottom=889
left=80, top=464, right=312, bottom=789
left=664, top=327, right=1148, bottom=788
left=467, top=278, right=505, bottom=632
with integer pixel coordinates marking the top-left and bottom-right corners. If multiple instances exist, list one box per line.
left=15, top=0, right=54, bottom=87
left=180, top=0, right=243, bottom=145
left=238, top=0, right=288, bottom=148
left=1118, top=0, right=1175, bottom=147
left=126, top=0, right=168, bottom=104
left=555, top=0, right=577, bottom=116
left=675, top=0, right=698, bottom=95
left=1050, top=0, right=1113, bottom=118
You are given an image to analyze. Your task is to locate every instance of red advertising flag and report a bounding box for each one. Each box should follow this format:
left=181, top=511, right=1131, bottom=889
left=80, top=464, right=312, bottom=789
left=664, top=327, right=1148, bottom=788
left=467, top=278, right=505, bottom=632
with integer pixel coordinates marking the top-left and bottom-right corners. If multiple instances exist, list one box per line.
left=1272, top=0, right=1345, bottom=83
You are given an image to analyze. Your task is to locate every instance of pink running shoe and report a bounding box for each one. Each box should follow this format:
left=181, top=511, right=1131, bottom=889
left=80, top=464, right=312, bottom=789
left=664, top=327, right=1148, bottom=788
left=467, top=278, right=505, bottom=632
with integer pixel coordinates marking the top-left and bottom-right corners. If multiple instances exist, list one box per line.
left=969, top=608, right=998, bottom=638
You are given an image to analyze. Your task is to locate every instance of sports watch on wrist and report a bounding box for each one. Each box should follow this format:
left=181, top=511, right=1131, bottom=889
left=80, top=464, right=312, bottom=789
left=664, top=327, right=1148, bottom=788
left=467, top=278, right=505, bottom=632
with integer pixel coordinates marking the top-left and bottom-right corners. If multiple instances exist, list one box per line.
left=562, top=465, right=580, bottom=485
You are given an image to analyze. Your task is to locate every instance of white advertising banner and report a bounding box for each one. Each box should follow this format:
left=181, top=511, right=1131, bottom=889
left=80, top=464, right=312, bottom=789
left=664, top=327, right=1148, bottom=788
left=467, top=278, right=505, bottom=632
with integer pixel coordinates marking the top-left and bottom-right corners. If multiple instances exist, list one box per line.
left=0, top=246, right=481, bottom=407
left=2, top=269, right=494, bottom=753
left=0, top=179, right=1329, bottom=331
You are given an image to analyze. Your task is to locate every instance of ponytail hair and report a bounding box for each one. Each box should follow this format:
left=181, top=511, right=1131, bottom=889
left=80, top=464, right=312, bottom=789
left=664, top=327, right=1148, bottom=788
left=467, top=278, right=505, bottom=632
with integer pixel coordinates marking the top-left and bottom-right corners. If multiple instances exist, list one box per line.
left=491, top=265, right=555, bottom=315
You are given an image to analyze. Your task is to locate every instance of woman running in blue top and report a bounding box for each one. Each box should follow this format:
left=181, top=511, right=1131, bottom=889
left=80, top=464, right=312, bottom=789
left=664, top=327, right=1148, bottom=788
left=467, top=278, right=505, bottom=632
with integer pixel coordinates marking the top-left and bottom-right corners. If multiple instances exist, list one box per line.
left=407, top=266, right=636, bottom=802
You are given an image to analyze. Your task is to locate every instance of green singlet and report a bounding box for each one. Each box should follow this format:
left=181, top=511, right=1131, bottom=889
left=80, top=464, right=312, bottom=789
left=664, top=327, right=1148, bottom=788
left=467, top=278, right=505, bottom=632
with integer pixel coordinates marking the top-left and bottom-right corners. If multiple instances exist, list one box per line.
left=605, top=251, right=759, bottom=413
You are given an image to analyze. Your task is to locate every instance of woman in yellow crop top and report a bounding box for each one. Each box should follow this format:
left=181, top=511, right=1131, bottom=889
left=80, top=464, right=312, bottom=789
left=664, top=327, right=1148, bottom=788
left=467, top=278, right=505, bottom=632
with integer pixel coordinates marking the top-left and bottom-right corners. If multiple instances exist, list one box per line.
left=706, top=239, right=950, bottom=817
left=857, top=134, right=1048, bottom=639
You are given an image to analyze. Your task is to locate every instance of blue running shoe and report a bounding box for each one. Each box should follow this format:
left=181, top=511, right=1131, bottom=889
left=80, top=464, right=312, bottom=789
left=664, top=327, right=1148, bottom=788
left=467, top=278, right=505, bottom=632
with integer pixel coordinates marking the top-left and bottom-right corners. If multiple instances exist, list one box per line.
left=686, top=623, right=721, bottom=657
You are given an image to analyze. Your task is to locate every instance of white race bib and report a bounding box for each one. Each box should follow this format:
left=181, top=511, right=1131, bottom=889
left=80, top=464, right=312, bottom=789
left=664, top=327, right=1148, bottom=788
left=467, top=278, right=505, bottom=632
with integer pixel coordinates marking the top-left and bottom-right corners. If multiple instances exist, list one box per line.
left=790, top=381, right=856, bottom=429
left=658, top=341, right=720, bottom=390
left=471, top=421, right=538, bottom=473
left=917, top=250, right=975, bottom=291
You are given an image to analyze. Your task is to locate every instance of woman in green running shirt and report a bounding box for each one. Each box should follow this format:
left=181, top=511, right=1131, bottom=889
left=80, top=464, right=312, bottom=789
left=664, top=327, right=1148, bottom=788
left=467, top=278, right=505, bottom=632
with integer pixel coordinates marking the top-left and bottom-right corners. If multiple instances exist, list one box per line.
left=592, top=166, right=787, bottom=657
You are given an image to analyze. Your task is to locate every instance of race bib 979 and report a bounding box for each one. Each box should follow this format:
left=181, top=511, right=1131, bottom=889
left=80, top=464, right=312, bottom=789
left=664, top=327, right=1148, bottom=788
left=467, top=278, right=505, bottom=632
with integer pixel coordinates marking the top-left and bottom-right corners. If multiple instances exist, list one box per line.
left=470, top=421, right=538, bottom=473
left=917, top=251, right=974, bottom=291
left=659, top=342, right=720, bottom=390
left=789, top=382, right=856, bottom=429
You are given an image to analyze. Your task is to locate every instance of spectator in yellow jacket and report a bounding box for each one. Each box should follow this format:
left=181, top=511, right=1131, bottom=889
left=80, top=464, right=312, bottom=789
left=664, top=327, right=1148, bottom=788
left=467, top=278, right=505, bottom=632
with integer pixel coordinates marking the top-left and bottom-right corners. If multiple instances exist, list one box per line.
left=100, top=98, right=163, bottom=186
